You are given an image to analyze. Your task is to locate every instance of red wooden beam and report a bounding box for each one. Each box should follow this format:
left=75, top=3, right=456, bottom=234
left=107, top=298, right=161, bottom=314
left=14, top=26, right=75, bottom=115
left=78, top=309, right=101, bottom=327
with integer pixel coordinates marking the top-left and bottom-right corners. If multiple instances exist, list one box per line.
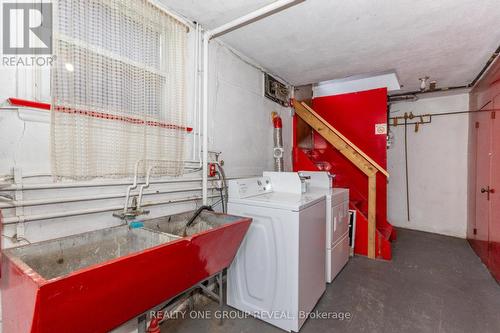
left=6, top=98, right=192, bottom=132
left=7, top=98, right=51, bottom=110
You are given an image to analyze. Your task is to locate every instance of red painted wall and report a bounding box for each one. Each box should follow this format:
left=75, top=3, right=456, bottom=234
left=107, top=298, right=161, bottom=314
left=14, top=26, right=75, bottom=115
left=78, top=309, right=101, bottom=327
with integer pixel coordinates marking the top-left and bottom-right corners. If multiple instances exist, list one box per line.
left=468, top=58, right=500, bottom=282
left=312, top=88, right=389, bottom=228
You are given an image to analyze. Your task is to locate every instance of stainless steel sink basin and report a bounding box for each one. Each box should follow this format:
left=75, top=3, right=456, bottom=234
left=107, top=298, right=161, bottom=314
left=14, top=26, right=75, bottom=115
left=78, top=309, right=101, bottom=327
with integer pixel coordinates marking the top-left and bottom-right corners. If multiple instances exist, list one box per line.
left=141, top=210, right=245, bottom=237
left=7, top=226, right=177, bottom=280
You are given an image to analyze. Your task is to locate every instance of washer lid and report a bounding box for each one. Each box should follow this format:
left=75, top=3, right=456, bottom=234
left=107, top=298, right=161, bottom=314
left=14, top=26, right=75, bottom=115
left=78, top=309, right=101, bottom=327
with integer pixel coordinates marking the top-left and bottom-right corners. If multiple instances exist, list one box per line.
left=228, top=191, right=325, bottom=211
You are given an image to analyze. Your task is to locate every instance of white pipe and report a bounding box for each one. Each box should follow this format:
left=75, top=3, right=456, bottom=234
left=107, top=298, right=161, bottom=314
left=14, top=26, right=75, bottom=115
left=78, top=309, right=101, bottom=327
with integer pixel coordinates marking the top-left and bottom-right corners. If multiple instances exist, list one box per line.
left=1, top=177, right=213, bottom=191
left=202, top=32, right=209, bottom=205
left=0, top=186, right=224, bottom=209
left=197, top=27, right=203, bottom=168
left=0, top=161, right=203, bottom=181
left=123, top=160, right=144, bottom=213
left=210, top=0, right=304, bottom=39
left=137, top=165, right=159, bottom=210
left=192, top=23, right=199, bottom=161
left=128, top=156, right=209, bottom=212
left=199, top=1, right=304, bottom=204
left=2, top=195, right=221, bottom=225
left=137, top=166, right=153, bottom=210
left=0, top=157, right=213, bottom=183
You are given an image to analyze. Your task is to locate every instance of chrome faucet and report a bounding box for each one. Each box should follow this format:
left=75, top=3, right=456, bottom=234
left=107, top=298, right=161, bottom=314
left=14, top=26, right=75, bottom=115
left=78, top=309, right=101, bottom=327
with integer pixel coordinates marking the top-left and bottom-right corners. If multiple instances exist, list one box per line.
left=113, top=195, right=149, bottom=222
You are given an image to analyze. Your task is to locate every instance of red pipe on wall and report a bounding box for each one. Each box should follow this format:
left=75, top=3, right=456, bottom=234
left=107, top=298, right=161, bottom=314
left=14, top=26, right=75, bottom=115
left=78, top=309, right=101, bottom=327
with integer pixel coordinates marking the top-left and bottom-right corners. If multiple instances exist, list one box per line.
left=272, top=114, right=282, bottom=129
left=271, top=112, right=284, bottom=172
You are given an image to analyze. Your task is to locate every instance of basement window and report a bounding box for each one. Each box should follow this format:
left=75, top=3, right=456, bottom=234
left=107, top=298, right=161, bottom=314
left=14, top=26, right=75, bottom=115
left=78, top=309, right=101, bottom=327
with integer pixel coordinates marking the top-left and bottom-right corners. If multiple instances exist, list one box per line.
left=50, top=0, right=188, bottom=179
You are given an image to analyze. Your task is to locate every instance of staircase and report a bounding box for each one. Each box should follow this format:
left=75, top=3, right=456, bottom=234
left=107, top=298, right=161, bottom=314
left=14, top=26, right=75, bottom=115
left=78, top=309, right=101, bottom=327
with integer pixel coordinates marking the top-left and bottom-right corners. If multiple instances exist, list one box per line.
left=292, top=100, right=395, bottom=260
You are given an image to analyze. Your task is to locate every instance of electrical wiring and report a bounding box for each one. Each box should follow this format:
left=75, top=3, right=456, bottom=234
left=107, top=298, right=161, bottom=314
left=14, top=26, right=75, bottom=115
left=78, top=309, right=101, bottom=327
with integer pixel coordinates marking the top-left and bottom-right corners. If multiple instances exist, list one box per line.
left=217, top=173, right=225, bottom=213
left=210, top=198, right=224, bottom=210
left=215, top=163, right=228, bottom=213
left=214, top=170, right=225, bottom=213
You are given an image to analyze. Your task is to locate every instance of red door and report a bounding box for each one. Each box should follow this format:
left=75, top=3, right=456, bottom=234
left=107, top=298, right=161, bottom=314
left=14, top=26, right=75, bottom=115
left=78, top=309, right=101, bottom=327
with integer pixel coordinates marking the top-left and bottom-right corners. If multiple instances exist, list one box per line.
left=488, top=94, right=500, bottom=281
left=474, top=109, right=492, bottom=265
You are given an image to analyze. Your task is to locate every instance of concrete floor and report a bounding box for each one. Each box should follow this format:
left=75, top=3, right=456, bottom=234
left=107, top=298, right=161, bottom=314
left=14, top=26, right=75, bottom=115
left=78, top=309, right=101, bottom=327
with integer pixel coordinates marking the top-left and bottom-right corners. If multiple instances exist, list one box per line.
left=162, top=228, right=500, bottom=333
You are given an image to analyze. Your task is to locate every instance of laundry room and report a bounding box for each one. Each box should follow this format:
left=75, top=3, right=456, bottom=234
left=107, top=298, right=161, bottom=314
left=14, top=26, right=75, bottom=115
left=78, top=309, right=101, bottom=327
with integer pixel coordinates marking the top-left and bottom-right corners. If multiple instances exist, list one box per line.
left=0, top=1, right=499, bottom=332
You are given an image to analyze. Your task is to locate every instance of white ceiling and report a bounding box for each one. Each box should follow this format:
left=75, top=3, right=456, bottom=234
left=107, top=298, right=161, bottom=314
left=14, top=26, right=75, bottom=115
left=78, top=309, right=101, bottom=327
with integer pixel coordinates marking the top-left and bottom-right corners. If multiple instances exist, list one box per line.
left=160, top=0, right=500, bottom=92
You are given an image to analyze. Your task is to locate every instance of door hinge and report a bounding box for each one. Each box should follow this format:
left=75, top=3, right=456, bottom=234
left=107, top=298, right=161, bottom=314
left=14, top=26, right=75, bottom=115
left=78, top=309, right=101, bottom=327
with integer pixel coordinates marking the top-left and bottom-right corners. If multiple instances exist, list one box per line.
left=491, top=111, right=496, bottom=119
left=475, top=121, right=479, bottom=128
left=473, top=228, right=477, bottom=235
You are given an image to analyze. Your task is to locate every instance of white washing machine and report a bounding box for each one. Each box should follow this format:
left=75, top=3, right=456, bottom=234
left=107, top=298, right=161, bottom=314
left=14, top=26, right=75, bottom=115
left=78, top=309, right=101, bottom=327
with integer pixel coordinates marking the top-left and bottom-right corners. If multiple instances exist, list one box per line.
left=300, top=171, right=350, bottom=283
left=227, top=172, right=326, bottom=332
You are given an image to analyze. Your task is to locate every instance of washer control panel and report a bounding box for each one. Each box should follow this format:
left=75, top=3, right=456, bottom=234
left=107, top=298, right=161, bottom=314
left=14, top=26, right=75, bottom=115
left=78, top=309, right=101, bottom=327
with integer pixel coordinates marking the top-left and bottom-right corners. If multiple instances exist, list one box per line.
left=228, top=177, right=272, bottom=199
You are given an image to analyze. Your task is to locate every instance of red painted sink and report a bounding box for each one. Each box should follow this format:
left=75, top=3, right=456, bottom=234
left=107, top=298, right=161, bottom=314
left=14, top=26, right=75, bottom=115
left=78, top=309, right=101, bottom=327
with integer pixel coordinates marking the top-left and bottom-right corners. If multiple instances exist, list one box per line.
left=1, top=211, right=251, bottom=333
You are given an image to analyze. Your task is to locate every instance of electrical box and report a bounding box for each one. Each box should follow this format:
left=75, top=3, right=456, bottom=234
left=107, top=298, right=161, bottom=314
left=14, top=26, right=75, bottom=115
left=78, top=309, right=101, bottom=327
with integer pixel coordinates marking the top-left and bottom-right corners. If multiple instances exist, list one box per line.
left=264, top=73, right=289, bottom=107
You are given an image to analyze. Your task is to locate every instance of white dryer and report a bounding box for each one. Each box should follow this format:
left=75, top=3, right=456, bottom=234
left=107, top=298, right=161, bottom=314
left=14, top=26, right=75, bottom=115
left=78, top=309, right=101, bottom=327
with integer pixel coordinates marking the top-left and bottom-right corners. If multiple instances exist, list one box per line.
left=300, top=171, right=350, bottom=283
left=227, top=172, right=326, bottom=332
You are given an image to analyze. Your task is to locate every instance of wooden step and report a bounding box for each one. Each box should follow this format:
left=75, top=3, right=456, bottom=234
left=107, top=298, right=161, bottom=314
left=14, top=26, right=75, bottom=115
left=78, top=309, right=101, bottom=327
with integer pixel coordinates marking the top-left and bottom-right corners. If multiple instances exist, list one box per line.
left=377, top=224, right=394, bottom=241
left=351, top=207, right=393, bottom=260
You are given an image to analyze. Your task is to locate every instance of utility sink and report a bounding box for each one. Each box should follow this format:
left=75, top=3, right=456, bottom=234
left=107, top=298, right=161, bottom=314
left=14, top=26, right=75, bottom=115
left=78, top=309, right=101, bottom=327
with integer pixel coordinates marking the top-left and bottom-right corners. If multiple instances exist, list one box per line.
left=11, top=227, right=178, bottom=280
left=142, top=210, right=245, bottom=237
left=1, top=210, right=251, bottom=333
left=141, top=210, right=252, bottom=287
